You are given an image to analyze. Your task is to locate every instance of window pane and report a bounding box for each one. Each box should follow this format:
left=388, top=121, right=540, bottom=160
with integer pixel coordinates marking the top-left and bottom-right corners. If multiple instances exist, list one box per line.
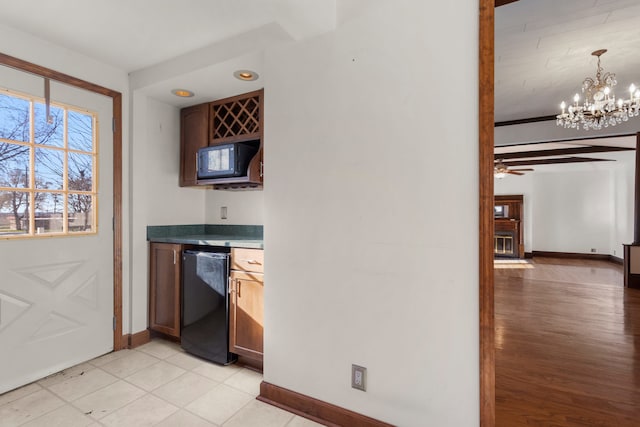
left=0, top=190, right=30, bottom=235
left=34, top=102, right=63, bottom=147
left=35, top=147, right=63, bottom=190
left=0, top=93, right=30, bottom=143
left=0, top=145, right=30, bottom=188
left=68, top=194, right=93, bottom=232
left=35, top=192, right=64, bottom=234
left=0, top=92, right=98, bottom=239
left=68, top=153, right=93, bottom=191
left=68, top=111, right=93, bottom=152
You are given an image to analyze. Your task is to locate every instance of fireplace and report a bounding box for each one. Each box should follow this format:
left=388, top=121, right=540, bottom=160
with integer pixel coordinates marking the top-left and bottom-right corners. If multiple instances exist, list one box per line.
left=495, top=231, right=516, bottom=257
left=494, top=195, right=524, bottom=259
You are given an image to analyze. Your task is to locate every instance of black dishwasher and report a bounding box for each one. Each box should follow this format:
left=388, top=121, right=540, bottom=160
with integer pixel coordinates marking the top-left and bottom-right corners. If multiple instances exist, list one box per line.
left=181, top=249, right=236, bottom=365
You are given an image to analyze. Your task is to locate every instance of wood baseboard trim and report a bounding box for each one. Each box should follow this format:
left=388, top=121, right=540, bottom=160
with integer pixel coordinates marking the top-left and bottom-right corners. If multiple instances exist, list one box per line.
left=127, top=329, right=151, bottom=349
left=258, top=382, right=393, bottom=427
left=610, top=255, right=624, bottom=265
left=524, top=251, right=623, bottom=265
left=531, top=251, right=611, bottom=261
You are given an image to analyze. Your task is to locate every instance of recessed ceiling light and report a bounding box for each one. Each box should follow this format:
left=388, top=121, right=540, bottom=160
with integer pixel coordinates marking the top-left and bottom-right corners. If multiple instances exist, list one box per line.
left=171, top=89, right=194, bottom=97
left=233, top=70, right=259, bottom=81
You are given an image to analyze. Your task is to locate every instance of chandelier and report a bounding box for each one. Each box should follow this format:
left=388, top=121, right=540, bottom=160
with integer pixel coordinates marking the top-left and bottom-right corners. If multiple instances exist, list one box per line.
left=556, top=49, right=640, bottom=130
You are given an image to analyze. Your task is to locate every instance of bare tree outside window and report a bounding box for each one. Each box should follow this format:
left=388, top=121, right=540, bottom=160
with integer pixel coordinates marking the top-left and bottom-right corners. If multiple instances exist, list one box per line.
left=0, top=90, right=97, bottom=237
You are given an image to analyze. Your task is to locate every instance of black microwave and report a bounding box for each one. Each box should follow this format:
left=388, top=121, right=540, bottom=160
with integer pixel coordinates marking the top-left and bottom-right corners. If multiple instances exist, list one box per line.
left=197, top=142, right=259, bottom=179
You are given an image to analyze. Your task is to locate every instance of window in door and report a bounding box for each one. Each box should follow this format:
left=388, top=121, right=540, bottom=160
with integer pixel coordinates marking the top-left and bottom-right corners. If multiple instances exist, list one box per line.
left=0, top=89, right=98, bottom=237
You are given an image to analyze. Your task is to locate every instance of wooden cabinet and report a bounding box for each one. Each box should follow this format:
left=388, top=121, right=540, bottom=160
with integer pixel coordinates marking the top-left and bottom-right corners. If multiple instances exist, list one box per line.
left=149, top=242, right=181, bottom=337
left=179, top=89, right=264, bottom=190
left=229, top=248, right=264, bottom=361
left=210, top=90, right=263, bottom=145
left=179, top=103, right=209, bottom=187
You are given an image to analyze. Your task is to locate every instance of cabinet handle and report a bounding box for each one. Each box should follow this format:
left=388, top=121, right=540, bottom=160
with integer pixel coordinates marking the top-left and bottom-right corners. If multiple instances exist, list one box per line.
left=259, top=161, right=264, bottom=178
left=237, top=280, right=241, bottom=298
left=241, top=259, right=261, bottom=265
left=173, top=250, right=176, bottom=265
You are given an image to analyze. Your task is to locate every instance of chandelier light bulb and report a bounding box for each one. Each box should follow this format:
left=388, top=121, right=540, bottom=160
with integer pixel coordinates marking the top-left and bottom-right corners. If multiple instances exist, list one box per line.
left=635, top=90, right=640, bottom=99
left=630, top=83, right=637, bottom=94
left=618, top=98, right=624, bottom=108
left=574, top=93, right=580, bottom=104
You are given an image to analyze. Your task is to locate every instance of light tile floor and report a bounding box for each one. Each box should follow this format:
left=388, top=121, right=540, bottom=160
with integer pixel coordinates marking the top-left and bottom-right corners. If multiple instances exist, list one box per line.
left=0, top=339, right=323, bottom=427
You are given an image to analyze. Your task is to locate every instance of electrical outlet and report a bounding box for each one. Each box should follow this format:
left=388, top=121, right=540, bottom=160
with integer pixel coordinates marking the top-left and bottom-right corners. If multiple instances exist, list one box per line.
left=221, top=206, right=227, bottom=219
left=351, top=364, right=366, bottom=391
left=591, top=248, right=596, bottom=253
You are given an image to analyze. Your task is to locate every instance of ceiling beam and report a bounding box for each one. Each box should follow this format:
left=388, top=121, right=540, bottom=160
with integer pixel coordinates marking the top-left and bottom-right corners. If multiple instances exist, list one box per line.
left=504, top=157, right=614, bottom=167
left=494, top=115, right=556, bottom=127
left=495, top=0, right=519, bottom=7
left=495, top=145, right=632, bottom=160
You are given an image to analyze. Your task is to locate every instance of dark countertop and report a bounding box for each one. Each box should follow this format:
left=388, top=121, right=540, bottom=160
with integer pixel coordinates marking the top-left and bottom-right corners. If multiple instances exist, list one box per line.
left=147, top=224, right=263, bottom=249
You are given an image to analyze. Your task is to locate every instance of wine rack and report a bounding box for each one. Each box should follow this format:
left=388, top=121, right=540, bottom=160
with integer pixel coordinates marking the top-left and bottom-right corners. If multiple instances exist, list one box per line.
left=210, top=90, right=262, bottom=143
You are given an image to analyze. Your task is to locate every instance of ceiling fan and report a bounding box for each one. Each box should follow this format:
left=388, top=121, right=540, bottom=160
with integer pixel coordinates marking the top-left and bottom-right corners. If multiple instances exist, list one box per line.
left=494, top=159, right=533, bottom=178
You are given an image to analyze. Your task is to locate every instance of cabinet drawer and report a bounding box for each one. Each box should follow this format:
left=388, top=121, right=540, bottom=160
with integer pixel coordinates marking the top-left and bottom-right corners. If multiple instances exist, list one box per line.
left=231, top=248, right=264, bottom=273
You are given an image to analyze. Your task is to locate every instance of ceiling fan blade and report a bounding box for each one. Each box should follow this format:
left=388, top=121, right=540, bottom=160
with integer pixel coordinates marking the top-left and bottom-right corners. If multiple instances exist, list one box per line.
left=507, top=170, right=524, bottom=175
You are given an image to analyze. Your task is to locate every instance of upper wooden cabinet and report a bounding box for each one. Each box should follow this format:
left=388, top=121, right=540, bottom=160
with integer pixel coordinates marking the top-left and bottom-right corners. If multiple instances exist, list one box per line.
left=210, top=89, right=262, bottom=144
left=179, top=89, right=264, bottom=190
left=179, top=104, right=210, bottom=187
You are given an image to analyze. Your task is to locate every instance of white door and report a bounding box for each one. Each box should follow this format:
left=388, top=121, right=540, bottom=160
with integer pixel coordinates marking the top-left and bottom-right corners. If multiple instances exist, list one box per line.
left=0, top=67, right=114, bottom=394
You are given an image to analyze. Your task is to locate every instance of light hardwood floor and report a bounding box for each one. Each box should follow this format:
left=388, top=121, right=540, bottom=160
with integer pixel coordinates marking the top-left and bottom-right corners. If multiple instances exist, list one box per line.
left=495, top=257, right=640, bottom=426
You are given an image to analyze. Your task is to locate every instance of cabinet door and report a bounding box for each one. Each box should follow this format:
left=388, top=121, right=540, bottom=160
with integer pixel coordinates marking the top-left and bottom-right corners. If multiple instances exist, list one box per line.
left=179, top=103, right=209, bottom=187
left=149, top=243, right=181, bottom=337
left=229, top=270, right=264, bottom=360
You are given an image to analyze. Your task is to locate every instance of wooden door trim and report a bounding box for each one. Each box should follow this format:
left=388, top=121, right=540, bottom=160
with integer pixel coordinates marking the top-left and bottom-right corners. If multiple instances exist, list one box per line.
left=479, top=0, right=496, bottom=425
left=0, top=52, right=125, bottom=351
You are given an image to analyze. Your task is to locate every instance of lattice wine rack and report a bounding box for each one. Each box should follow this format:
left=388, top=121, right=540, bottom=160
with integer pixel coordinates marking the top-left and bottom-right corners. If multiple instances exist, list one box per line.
left=210, top=92, right=261, bottom=143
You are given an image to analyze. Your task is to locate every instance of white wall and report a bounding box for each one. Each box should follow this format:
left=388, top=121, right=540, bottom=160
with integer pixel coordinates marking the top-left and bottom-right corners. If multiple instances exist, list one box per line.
left=612, top=153, right=635, bottom=256
left=263, top=1, right=478, bottom=425
left=128, top=93, right=208, bottom=333
left=204, top=191, right=264, bottom=224
left=533, top=170, right=612, bottom=254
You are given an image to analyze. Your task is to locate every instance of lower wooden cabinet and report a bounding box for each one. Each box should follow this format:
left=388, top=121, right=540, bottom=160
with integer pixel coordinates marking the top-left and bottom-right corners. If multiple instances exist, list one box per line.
left=229, top=248, right=264, bottom=361
left=149, top=242, right=181, bottom=338
left=148, top=243, right=264, bottom=357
